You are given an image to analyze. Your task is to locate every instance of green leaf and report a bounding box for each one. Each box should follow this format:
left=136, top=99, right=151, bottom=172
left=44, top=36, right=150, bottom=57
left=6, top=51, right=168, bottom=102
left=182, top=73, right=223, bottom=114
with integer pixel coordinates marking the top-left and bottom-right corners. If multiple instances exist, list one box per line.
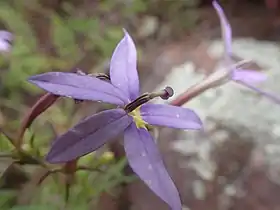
left=51, top=14, right=79, bottom=60
left=0, top=190, right=17, bottom=208
left=92, top=157, right=128, bottom=197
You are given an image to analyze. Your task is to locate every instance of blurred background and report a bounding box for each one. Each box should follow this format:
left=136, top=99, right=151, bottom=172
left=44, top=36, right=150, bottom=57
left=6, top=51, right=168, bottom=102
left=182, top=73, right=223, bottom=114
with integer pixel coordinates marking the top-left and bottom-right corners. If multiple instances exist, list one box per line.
left=1, top=0, right=280, bottom=209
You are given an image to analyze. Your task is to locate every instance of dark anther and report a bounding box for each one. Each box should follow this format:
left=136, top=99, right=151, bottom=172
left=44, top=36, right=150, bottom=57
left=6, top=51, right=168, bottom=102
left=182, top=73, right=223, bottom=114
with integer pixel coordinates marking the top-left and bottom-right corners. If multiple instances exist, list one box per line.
left=124, top=86, right=174, bottom=112
left=95, top=73, right=111, bottom=81
left=74, top=70, right=110, bottom=104
left=75, top=69, right=110, bottom=81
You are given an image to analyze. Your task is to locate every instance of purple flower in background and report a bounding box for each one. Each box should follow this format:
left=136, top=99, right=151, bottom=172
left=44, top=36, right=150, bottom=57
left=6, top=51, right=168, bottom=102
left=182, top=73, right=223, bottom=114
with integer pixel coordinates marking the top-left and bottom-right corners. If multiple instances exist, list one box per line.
left=212, top=0, right=265, bottom=83
left=28, top=30, right=203, bottom=210
left=213, top=0, right=280, bottom=103
left=0, top=30, right=13, bottom=52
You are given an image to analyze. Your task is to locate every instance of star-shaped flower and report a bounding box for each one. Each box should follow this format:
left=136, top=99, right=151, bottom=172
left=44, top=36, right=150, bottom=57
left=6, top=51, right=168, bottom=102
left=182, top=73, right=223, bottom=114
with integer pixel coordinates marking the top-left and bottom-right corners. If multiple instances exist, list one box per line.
left=28, top=30, right=203, bottom=210
left=213, top=0, right=280, bottom=103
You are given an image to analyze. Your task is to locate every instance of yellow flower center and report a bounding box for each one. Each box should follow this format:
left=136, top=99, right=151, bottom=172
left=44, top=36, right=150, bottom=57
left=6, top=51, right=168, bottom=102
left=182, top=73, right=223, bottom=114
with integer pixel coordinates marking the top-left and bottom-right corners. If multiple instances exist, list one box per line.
left=128, top=107, right=147, bottom=129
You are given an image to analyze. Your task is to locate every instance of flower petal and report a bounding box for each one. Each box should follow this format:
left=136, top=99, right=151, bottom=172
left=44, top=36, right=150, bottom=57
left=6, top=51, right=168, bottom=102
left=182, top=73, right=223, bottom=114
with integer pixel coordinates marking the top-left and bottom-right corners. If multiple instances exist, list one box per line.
left=124, top=123, right=182, bottom=210
left=236, top=80, right=280, bottom=105
left=213, top=0, right=232, bottom=56
left=0, top=30, right=12, bottom=52
left=28, top=72, right=129, bottom=106
left=109, top=29, right=140, bottom=100
left=232, top=69, right=267, bottom=84
left=46, top=108, right=133, bottom=163
left=140, top=103, right=202, bottom=130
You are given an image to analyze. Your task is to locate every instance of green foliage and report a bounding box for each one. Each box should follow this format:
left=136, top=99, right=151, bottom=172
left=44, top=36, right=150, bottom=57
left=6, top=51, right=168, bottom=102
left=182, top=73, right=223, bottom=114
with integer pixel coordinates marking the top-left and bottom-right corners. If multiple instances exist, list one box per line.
left=0, top=191, right=17, bottom=209
left=0, top=1, right=124, bottom=100
left=24, top=157, right=135, bottom=209
left=0, top=97, right=137, bottom=208
left=9, top=206, right=50, bottom=210
left=51, top=14, right=80, bottom=61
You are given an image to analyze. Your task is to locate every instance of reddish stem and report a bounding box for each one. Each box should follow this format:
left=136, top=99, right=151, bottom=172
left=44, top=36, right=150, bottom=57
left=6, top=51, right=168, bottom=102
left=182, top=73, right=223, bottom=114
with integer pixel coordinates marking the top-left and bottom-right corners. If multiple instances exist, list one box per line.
left=170, top=83, right=205, bottom=106
left=17, top=93, right=59, bottom=148
left=170, top=76, right=222, bottom=106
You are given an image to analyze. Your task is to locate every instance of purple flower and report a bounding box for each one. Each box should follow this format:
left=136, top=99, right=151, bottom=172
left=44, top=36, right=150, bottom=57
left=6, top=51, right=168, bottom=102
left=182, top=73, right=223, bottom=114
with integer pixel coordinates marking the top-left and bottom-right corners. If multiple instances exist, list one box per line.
left=0, top=30, right=12, bottom=52
left=213, top=0, right=280, bottom=103
left=212, top=0, right=264, bottom=83
left=28, top=30, right=203, bottom=210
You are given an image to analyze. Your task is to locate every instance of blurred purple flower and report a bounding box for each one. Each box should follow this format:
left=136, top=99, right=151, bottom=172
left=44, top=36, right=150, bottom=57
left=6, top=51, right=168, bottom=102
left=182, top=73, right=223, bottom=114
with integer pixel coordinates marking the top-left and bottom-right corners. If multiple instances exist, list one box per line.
left=212, top=0, right=265, bottom=83
left=0, top=30, right=13, bottom=52
left=28, top=30, right=203, bottom=209
left=213, top=0, right=280, bottom=103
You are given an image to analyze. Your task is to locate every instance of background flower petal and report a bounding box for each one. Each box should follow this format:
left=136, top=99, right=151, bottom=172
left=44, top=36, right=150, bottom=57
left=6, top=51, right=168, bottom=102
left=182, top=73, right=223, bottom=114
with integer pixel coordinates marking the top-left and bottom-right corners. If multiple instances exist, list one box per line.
left=232, top=69, right=267, bottom=84
left=109, top=29, right=140, bottom=100
left=124, top=124, right=182, bottom=210
left=46, top=108, right=133, bottom=163
left=236, top=80, right=280, bottom=104
left=140, top=103, right=202, bottom=130
left=28, top=72, right=129, bottom=105
left=213, top=0, right=232, bottom=56
left=0, top=30, right=12, bottom=52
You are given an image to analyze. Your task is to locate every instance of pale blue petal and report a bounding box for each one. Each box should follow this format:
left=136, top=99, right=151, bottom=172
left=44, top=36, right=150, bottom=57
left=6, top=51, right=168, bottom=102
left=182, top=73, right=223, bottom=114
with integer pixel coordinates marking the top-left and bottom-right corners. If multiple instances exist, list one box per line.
left=232, top=69, right=267, bottom=84
left=0, top=30, right=12, bottom=52
left=28, top=72, right=129, bottom=106
left=124, top=123, right=182, bottom=210
left=213, top=0, right=232, bottom=56
left=46, top=108, right=133, bottom=163
left=237, top=80, right=280, bottom=104
left=110, top=29, right=140, bottom=100
left=140, top=103, right=202, bottom=130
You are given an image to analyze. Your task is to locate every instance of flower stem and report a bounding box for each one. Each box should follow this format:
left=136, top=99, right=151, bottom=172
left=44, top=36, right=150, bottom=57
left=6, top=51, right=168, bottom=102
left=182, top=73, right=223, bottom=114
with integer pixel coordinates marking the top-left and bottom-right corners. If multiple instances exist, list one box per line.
left=170, top=59, right=250, bottom=106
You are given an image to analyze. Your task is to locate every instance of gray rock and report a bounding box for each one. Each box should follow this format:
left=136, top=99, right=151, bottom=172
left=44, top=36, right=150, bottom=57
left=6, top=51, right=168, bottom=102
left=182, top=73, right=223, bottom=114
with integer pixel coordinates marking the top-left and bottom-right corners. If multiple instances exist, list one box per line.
left=153, top=38, right=280, bottom=185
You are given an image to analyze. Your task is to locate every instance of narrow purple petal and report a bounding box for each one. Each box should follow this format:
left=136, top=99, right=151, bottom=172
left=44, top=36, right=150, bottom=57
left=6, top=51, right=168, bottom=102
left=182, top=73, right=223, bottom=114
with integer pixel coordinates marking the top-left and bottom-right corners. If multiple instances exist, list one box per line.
left=232, top=69, right=267, bottom=84
left=109, top=29, right=140, bottom=101
left=140, top=103, right=202, bottom=130
left=236, top=80, right=280, bottom=104
left=28, top=72, right=129, bottom=106
left=46, top=108, right=133, bottom=163
left=124, top=123, right=182, bottom=210
left=213, top=0, right=232, bottom=56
